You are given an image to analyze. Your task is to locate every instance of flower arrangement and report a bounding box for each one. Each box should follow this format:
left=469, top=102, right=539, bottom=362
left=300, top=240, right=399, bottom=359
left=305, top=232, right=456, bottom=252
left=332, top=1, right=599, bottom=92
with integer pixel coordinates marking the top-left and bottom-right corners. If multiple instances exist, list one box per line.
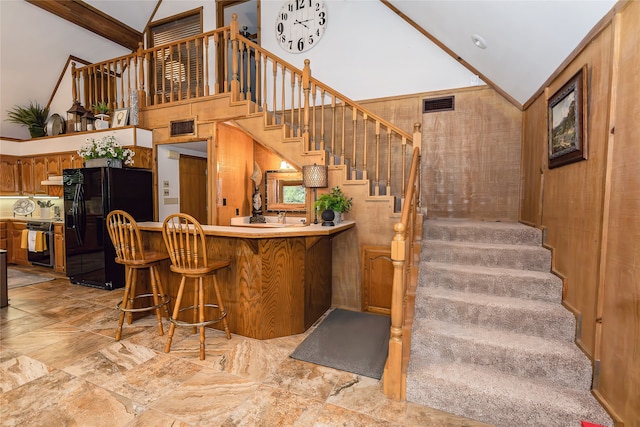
left=77, top=133, right=135, bottom=166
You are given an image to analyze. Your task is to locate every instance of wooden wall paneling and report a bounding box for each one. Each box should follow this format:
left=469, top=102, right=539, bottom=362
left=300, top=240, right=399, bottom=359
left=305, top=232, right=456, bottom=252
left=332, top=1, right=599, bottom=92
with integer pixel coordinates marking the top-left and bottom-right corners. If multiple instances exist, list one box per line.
left=304, top=236, right=332, bottom=329
left=597, top=1, right=640, bottom=424
left=519, top=94, right=546, bottom=225
left=215, top=123, right=253, bottom=225
left=540, top=25, right=613, bottom=356
left=421, top=88, right=522, bottom=221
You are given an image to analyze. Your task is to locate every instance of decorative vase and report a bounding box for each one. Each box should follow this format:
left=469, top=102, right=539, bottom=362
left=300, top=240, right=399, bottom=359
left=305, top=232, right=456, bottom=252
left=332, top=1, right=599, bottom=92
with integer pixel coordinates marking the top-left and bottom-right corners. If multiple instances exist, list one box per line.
left=129, top=92, right=139, bottom=126
left=321, top=209, right=335, bottom=227
left=84, top=158, right=122, bottom=168
left=333, top=211, right=342, bottom=225
left=94, top=114, right=110, bottom=130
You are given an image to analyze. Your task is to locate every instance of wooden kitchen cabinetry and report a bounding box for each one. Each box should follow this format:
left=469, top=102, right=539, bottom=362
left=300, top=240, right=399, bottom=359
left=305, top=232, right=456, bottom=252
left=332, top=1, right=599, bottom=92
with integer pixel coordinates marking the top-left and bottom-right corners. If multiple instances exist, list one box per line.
left=8, top=221, right=28, bottom=265
left=0, top=222, right=7, bottom=250
left=0, top=156, right=21, bottom=195
left=31, top=155, right=48, bottom=195
left=19, top=157, right=35, bottom=194
left=53, top=223, right=65, bottom=273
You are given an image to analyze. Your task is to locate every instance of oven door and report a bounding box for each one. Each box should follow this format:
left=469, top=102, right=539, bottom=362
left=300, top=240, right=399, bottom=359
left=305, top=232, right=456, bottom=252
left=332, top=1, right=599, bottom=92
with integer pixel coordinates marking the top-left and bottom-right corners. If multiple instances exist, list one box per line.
left=25, top=228, right=54, bottom=268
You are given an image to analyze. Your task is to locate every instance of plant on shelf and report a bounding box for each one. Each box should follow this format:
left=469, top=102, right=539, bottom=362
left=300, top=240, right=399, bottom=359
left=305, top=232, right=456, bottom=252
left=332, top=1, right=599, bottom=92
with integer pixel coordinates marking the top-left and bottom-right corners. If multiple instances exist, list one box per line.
left=6, top=101, right=49, bottom=138
left=314, top=186, right=353, bottom=213
left=77, top=133, right=135, bottom=166
left=92, top=101, right=110, bottom=115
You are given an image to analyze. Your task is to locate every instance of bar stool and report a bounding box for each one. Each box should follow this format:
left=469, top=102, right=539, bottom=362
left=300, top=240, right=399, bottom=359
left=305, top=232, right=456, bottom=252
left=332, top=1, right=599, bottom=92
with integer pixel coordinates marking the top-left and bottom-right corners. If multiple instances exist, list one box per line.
left=106, top=210, right=170, bottom=341
left=162, top=213, right=231, bottom=360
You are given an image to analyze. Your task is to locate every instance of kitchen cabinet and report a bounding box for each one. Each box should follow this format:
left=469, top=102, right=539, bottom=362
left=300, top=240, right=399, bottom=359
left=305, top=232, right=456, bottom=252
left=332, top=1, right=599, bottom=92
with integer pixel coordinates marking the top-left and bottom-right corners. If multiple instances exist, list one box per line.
left=8, top=221, right=28, bottom=265
left=32, top=156, right=48, bottom=195
left=47, top=156, right=61, bottom=177
left=53, top=222, right=65, bottom=273
left=59, top=153, right=83, bottom=171
left=0, top=222, right=7, bottom=250
left=0, top=156, right=20, bottom=195
left=20, top=157, right=35, bottom=195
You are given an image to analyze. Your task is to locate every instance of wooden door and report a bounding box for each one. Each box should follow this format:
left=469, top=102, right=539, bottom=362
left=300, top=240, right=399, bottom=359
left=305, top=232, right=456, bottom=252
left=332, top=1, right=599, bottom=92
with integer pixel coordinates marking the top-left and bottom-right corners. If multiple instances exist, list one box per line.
left=361, top=245, right=394, bottom=315
left=20, top=157, right=34, bottom=195
left=54, top=223, right=65, bottom=273
left=9, top=221, right=28, bottom=265
left=179, top=155, right=207, bottom=224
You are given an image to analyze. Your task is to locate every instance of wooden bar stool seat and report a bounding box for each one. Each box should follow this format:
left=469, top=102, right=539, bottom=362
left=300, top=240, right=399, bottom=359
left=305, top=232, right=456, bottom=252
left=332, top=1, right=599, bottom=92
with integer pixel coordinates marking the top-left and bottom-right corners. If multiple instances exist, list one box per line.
left=162, top=213, right=231, bottom=360
left=106, top=210, right=170, bottom=341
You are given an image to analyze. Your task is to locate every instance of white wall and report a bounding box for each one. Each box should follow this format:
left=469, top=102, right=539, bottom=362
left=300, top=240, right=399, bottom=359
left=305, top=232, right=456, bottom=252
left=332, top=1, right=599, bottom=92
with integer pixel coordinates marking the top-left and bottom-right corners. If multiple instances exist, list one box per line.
left=261, top=1, right=476, bottom=101
left=156, top=143, right=207, bottom=222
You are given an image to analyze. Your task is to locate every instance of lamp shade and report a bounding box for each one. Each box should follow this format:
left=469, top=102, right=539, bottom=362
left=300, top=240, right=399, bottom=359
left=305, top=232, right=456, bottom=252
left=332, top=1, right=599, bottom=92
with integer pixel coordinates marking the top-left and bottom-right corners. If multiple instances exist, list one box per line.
left=302, top=164, right=328, bottom=188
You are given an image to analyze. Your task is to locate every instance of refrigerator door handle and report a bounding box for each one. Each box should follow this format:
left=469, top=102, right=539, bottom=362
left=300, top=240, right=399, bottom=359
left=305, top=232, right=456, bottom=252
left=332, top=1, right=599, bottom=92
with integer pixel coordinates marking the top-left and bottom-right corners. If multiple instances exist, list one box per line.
left=72, top=184, right=86, bottom=246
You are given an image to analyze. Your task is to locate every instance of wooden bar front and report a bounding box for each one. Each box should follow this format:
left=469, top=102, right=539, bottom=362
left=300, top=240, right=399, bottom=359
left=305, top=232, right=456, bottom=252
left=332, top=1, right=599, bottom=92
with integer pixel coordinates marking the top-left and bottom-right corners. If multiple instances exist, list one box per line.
left=138, top=221, right=354, bottom=340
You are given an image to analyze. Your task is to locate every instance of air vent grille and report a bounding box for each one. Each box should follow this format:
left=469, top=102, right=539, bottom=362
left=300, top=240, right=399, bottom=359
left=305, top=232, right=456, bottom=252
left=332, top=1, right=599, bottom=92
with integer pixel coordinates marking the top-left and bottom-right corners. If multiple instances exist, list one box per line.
left=423, top=96, right=455, bottom=113
left=170, top=119, right=195, bottom=136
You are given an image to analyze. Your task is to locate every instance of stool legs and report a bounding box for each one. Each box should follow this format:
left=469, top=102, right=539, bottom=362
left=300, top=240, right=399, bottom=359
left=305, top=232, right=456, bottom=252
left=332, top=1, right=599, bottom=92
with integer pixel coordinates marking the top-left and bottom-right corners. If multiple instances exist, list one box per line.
left=212, top=274, right=231, bottom=340
left=164, top=275, right=186, bottom=354
left=116, top=264, right=170, bottom=341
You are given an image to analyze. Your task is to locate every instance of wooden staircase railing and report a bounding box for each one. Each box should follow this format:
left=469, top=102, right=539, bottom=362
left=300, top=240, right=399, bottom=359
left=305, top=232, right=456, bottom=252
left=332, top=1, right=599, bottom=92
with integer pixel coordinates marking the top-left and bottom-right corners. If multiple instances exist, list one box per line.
left=383, top=145, right=422, bottom=400
left=72, top=14, right=419, bottom=206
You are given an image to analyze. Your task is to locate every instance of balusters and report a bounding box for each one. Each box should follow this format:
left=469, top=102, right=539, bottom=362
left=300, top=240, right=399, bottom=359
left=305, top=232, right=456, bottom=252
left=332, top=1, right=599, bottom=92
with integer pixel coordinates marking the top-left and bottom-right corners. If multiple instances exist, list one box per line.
left=375, top=121, right=381, bottom=196
left=386, top=131, right=392, bottom=196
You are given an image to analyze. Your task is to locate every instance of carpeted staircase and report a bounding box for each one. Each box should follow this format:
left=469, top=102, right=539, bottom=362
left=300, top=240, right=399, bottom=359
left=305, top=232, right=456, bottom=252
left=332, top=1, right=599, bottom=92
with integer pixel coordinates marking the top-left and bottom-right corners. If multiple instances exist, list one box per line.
left=405, top=219, right=613, bottom=427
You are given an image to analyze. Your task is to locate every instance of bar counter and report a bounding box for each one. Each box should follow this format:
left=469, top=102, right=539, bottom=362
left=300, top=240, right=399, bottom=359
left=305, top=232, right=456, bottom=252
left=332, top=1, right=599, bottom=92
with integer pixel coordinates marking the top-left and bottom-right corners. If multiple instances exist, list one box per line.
left=138, top=221, right=355, bottom=340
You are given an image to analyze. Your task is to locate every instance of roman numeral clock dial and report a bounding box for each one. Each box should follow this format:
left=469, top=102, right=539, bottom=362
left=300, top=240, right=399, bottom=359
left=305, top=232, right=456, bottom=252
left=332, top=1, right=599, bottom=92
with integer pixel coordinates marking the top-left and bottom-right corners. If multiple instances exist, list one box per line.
left=276, top=0, right=327, bottom=53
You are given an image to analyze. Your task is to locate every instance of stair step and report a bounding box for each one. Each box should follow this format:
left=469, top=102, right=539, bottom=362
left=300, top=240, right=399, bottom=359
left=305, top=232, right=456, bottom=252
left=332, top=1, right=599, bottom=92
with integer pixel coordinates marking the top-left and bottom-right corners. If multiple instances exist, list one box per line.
left=423, top=240, right=551, bottom=272
left=426, top=219, right=542, bottom=246
left=405, top=361, right=613, bottom=427
left=415, top=287, right=576, bottom=341
left=411, top=318, right=592, bottom=389
left=419, top=262, right=562, bottom=303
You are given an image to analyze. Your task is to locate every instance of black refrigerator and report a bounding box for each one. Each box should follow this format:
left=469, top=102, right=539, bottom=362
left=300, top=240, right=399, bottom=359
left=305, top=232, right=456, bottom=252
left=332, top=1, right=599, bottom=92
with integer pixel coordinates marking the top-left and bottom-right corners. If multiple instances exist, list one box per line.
left=63, top=167, right=153, bottom=290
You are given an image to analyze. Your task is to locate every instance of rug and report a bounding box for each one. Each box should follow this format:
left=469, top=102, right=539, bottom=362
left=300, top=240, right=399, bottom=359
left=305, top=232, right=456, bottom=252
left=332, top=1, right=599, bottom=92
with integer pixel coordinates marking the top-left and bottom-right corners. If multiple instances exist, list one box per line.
left=7, top=267, right=55, bottom=289
left=290, top=308, right=391, bottom=379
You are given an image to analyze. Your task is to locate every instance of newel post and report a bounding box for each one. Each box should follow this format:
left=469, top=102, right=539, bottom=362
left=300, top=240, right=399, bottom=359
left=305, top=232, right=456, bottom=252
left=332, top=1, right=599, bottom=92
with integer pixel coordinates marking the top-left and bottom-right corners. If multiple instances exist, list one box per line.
left=230, top=13, right=240, bottom=101
left=71, top=62, right=78, bottom=102
left=136, top=42, right=147, bottom=108
left=413, top=122, right=422, bottom=208
left=302, top=59, right=311, bottom=150
left=384, top=222, right=406, bottom=400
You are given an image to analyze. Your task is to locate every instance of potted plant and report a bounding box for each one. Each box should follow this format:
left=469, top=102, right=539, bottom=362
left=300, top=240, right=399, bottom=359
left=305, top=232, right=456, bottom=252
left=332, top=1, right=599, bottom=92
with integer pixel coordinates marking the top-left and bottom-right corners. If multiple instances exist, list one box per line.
left=92, top=101, right=110, bottom=129
left=77, top=133, right=135, bottom=167
left=314, top=186, right=352, bottom=225
left=6, top=101, right=49, bottom=138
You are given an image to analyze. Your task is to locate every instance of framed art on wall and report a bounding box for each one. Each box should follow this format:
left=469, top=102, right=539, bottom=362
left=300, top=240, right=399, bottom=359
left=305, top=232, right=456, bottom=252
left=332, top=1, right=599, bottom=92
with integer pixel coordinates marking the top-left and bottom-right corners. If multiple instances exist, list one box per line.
left=112, top=108, right=129, bottom=128
left=547, top=65, right=588, bottom=169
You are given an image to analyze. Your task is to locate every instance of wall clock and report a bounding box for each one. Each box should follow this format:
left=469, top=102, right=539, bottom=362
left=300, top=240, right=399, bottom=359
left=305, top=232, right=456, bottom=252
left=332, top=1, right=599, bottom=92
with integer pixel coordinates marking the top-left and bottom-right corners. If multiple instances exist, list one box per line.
left=275, top=0, right=327, bottom=53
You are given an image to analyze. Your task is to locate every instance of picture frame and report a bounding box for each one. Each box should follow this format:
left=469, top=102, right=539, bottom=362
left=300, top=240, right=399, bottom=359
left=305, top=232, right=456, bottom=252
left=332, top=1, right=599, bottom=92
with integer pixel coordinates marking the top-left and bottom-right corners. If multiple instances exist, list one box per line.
left=112, top=108, right=129, bottom=128
left=547, top=65, right=588, bottom=169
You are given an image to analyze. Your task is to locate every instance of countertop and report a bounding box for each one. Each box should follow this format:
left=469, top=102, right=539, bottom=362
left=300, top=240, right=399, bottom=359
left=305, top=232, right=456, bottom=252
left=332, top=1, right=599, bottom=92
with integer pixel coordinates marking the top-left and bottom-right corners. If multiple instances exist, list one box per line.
left=138, top=220, right=355, bottom=239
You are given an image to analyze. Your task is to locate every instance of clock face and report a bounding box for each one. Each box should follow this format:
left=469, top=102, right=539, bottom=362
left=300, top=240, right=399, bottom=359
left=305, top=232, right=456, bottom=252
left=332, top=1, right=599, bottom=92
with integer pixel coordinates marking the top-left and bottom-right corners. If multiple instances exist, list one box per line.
left=275, top=0, right=327, bottom=53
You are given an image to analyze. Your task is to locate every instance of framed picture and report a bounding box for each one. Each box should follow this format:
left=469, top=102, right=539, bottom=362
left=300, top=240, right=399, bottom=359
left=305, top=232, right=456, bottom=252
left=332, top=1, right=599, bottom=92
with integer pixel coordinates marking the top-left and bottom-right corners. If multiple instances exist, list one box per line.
left=547, top=65, right=588, bottom=169
left=112, top=108, right=129, bottom=128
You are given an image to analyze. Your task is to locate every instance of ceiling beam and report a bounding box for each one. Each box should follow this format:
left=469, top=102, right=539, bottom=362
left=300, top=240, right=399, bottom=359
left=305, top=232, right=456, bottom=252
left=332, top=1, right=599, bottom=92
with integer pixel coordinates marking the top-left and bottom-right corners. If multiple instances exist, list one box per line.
left=26, top=0, right=142, bottom=51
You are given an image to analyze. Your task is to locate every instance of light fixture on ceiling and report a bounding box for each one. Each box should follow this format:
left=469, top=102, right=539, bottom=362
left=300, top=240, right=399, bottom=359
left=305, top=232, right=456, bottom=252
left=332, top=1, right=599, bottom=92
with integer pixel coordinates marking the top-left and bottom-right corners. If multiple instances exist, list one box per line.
left=471, top=34, right=487, bottom=49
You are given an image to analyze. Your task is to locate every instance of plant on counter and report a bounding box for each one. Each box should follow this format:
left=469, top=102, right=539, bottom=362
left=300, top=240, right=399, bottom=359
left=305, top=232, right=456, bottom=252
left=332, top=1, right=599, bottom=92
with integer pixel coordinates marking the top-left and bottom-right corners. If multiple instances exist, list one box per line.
left=37, top=200, right=54, bottom=208
left=314, top=186, right=353, bottom=213
left=6, top=101, right=49, bottom=138
left=77, top=133, right=135, bottom=166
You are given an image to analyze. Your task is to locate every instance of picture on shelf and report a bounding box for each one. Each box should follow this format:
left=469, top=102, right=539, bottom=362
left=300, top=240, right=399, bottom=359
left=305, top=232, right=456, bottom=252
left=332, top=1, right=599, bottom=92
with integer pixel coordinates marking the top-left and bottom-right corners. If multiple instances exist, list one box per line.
left=112, top=108, right=129, bottom=128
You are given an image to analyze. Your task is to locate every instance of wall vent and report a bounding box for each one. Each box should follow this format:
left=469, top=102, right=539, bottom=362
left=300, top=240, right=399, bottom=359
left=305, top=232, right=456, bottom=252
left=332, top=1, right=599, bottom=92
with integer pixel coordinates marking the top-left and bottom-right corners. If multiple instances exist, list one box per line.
left=422, top=96, right=455, bottom=113
left=170, top=119, right=195, bottom=136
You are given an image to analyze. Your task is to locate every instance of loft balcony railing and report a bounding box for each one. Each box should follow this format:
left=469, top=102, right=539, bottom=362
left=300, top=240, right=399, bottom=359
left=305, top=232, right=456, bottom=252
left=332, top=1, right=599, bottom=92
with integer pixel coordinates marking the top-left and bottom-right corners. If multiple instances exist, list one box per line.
left=73, top=15, right=420, bottom=206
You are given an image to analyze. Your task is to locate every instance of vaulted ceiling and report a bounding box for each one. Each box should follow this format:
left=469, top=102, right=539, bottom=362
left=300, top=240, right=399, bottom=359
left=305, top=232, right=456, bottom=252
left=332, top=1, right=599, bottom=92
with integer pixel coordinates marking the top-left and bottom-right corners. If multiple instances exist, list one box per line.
left=0, top=0, right=617, bottom=140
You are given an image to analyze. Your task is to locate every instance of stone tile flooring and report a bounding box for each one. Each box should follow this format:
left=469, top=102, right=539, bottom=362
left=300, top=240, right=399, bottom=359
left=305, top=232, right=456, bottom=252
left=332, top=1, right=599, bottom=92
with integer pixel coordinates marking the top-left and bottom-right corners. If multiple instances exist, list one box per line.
left=1, top=266, right=491, bottom=426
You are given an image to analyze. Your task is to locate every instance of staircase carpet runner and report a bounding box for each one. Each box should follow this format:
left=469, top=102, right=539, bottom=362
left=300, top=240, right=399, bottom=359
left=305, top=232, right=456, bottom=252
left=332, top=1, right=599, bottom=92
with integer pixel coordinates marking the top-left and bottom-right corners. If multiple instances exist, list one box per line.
left=405, top=219, right=613, bottom=427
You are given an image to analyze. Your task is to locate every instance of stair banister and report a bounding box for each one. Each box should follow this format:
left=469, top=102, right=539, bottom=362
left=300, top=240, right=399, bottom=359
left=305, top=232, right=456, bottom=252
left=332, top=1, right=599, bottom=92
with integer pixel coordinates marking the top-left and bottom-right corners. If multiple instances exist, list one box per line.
left=384, top=143, right=421, bottom=400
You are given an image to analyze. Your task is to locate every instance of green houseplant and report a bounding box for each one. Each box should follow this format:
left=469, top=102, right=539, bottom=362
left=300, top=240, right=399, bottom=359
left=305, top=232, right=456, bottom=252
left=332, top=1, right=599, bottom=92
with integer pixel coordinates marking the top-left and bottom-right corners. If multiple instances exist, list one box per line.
left=314, top=186, right=352, bottom=225
left=92, top=101, right=110, bottom=115
left=6, top=101, right=49, bottom=138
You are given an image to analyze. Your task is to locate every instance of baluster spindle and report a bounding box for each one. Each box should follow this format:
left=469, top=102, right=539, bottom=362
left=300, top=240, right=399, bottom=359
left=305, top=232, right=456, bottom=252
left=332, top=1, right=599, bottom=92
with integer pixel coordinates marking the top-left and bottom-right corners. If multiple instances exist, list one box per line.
left=271, top=61, right=277, bottom=126
left=375, top=121, right=381, bottom=196
left=352, top=108, right=357, bottom=175
left=387, top=131, right=392, bottom=196
left=330, top=96, right=336, bottom=164
left=290, top=71, right=295, bottom=138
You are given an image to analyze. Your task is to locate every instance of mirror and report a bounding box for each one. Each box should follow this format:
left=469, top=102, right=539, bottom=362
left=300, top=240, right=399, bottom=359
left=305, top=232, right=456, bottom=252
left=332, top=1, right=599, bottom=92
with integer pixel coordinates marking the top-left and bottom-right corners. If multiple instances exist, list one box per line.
left=265, top=170, right=306, bottom=212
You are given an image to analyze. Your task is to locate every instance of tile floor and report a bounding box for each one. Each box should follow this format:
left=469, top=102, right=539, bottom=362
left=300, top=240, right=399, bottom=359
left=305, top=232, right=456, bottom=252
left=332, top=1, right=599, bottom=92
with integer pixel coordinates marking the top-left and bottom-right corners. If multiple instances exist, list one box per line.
left=1, top=266, right=491, bottom=427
